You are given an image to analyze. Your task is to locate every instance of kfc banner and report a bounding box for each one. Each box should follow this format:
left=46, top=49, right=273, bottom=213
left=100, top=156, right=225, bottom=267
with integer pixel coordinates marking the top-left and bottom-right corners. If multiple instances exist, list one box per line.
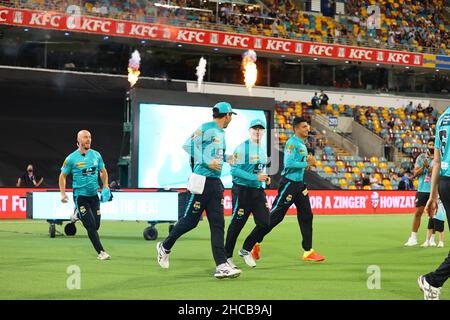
left=223, top=189, right=416, bottom=215
left=0, top=6, right=426, bottom=66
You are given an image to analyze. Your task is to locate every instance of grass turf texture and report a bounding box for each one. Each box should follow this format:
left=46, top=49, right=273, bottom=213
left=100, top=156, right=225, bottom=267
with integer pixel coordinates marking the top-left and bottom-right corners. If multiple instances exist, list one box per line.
left=0, top=214, right=448, bottom=300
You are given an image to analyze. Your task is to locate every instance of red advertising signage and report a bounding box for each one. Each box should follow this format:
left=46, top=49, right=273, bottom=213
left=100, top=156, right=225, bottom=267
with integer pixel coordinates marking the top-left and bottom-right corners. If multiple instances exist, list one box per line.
left=0, top=188, right=415, bottom=219
left=0, top=188, right=38, bottom=219
left=0, top=6, right=424, bottom=66
left=223, top=189, right=416, bottom=215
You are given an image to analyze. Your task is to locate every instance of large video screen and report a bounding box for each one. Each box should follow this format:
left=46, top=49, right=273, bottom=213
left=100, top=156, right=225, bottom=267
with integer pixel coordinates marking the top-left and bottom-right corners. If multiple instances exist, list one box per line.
left=138, top=104, right=268, bottom=188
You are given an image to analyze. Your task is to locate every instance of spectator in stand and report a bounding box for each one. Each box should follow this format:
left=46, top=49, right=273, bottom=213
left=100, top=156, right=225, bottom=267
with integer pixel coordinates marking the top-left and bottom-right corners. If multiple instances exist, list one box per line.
left=323, top=142, right=334, bottom=157
left=319, top=90, right=329, bottom=111
left=405, top=101, right=414, bottom=114
left=311, top=92, right=320, bottom=110
left=398, top=167, right=413, bottom=190
left=16, top=164, right=44, bottom=187
left=361, top=173, right=371, bottom=187
left=369, top=172, right=383, bottom=189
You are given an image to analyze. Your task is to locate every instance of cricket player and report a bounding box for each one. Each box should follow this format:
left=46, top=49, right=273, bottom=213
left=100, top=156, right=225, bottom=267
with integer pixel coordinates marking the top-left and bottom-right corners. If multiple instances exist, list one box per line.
left=404, top=139, right=435, bottom=246
left=419, top=106, right=450, bottom=300
left=225, top=119, right=270, bottom=268
left=156, top=102, right=241, bottom=279
left=59, top=130, right=111, bottom=260
left=245, top=117, right=325, bottom=264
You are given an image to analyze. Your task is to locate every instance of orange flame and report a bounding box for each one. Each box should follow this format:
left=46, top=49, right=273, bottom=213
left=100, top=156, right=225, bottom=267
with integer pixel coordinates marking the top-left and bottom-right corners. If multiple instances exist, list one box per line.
left=128, top=50, right=141, bottom=87
left=242, top=56, right=257, bottom=93
left=128, top=67, right=140, bottom=87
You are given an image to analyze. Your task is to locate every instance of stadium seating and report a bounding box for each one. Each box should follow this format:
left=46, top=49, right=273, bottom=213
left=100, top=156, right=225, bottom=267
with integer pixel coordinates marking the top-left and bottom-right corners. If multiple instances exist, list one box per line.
left=5, top=0, right=449, bottom=54
left=273, top=99, right=441, bottom=190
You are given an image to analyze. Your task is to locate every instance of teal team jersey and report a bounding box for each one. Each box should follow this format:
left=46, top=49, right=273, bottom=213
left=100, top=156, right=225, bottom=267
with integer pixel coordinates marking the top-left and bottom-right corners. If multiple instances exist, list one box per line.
left=61, top=149, right=105, bottom=197
left=415, top=153, right=432, bottom=193
left=435, top=107, right=450, bottom=177
left=281, top=135, right=308, bottom=182
left=183, top=121, right=226, bottom=178
left=231, top=139, right=268, bottom=189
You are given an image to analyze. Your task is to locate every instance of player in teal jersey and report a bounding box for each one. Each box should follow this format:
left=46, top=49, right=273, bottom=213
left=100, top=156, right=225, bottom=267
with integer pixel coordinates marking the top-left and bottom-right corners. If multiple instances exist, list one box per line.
left=156, top=102, right=242, bottom=279
left=59, top=130, right=111, bottom=260
left=224, top=119, right=270, bottom=268
left=404, top=139, right=435, bottom=247
left=419, top=106, right=450, bottom=300
left=246, top=117, right=325, bottom=263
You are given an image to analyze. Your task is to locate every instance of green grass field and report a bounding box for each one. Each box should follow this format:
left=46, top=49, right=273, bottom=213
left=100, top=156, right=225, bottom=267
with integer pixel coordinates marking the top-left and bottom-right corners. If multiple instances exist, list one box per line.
left=0, top=214, right=448, bottom=300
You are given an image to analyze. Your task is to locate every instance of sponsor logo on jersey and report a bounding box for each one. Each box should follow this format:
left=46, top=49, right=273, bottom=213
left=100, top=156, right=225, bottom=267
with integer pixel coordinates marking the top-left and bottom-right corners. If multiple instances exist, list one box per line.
left=75, top=162, right=86, bottom=168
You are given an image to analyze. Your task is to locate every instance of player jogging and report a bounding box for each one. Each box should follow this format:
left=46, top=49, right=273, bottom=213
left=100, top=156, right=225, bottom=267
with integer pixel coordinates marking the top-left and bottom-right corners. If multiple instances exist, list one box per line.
left=156, top=102, right=241, bottom=279
left=225, top=119, right=270, bottom=268
left=59, top=130, right=112, bottom=260
left=246, top=117, right=325, bottom=265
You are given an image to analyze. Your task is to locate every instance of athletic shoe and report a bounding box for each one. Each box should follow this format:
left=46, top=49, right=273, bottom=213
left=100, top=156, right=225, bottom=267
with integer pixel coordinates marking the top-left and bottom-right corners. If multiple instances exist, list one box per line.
left=430, top=241, right=437, bottom=247
left=226, top=258, right=238, bottom=269
left=418, top=275, right=441, bottom=300
left=239, top=249, right=256, bottom=268
left=251, top=243, right=261, bottom=260
left=214, top=263, right=241, bottom=279
left=303, top=249, right=325, bottom=262
left=97, top=251, right=111, bottom=260
left=421, top=241, right=430, bottom=247
left=156, top=242, right=170, bottom=269
left=404, top=237, right=418, bottom=246
left=71, top=208, right=79, bottom=223
left=437, top=241, right=444, bottom=248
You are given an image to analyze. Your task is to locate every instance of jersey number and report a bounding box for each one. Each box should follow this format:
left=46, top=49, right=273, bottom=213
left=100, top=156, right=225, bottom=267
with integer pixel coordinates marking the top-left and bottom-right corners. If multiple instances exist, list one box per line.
left=439, top=129, right=447, bottom=156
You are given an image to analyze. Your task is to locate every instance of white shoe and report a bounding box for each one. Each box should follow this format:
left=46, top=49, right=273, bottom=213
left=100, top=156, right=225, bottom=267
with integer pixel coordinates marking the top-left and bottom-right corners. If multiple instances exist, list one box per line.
left=418, top=275, right=441, bottom=300
left=97, top=251, right=111, bottom=260
left=227, top=258, right=238, bottom=269
left=430, top=241, right=437, bottom=247
left=156, top=242, right=170, bottom=269
left=437, top=241, right=444, bottom=248
left=404, top=237, right=418, bottom=246
left=71, top=208, right=80, bottom=223
left=421, top=241, right=430, bottom=247
left=239, top=249, right=256, bottom=268
left=214, top=263, right=241, bottom=279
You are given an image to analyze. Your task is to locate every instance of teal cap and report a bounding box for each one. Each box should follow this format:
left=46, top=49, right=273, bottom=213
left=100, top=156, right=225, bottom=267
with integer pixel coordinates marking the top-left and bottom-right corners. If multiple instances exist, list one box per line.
left=213, top=102, right=237, bottom=115
left=249, top=119, right=266, bottom=129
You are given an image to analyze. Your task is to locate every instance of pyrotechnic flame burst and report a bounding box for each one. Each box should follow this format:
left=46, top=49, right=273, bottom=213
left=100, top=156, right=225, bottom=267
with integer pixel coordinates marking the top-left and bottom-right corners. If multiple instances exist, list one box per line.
left=128, top=50, right=141, bottom=87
